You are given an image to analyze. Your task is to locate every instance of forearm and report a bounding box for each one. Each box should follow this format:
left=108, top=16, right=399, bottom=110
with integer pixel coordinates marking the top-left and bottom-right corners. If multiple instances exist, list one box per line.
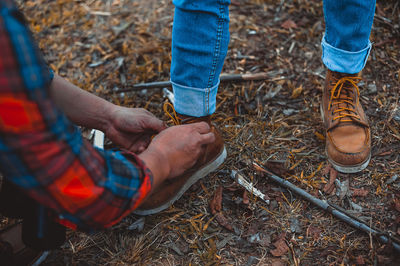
left=49, top=74, right=114, bottom=132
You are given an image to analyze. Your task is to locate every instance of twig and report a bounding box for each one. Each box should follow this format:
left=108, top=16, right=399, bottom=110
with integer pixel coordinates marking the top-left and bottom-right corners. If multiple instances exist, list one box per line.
left=289, top=242, right=299, bottom=266
left=252, top=161, right=400, bottom=253
left=110, top=72, right=275, bottom=94
left=230, top=170, right=270, bottom=205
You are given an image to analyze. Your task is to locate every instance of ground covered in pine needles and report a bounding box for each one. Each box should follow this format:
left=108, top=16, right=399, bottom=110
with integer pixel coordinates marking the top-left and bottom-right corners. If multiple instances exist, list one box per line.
left=7, top=0, right=400, bottom=265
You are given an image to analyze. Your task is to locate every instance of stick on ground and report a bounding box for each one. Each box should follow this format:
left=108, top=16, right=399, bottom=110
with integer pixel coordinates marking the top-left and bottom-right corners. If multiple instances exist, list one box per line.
left=251, top=162, right=400, bottom=253
left=110, top=72, right=276, bottom=93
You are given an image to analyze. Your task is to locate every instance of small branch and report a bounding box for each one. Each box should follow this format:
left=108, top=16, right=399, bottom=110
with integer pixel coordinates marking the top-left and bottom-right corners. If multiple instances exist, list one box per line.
left=109, top=72, right=278, bottom=94
left=231, top=170, right=270, bottom=205
left=252, top=162, right=400, bottom=253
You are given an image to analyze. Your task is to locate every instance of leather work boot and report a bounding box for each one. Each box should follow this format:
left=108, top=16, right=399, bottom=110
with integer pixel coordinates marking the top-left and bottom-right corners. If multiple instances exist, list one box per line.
left=321, top=70, right=371, bottom=173
left=134, top=102, right=227, bottom=215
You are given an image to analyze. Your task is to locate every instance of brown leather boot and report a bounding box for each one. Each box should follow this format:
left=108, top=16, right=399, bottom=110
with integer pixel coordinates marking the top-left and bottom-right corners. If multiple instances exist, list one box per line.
left=321, top=70, right=371, bottom=173
left=134, top=102, right=227, bottom=215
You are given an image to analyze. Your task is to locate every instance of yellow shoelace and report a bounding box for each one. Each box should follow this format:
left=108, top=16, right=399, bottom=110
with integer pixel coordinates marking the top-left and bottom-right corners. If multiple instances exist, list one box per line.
left=163, top=101, right=182, bottom=125
left=328, top=76, right=362, bottom=123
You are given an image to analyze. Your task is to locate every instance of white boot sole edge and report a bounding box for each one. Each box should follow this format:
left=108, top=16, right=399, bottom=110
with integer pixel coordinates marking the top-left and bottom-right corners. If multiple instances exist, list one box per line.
left=134, top=147, right=227, bottom=216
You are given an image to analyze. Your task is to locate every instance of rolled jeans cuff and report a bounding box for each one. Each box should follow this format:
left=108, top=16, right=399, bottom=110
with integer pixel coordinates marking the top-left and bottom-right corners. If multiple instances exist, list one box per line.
left=321, top=35, right=371, bottom=74
left=171, top=80, right=219, bottom=117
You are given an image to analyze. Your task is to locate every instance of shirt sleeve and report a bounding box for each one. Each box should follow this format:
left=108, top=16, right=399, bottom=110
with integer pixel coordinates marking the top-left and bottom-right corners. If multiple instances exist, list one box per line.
left=0, top=1, right=153, bottom=230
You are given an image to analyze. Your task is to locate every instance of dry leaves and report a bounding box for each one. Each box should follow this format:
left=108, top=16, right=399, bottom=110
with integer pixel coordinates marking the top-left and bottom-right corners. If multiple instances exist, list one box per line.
left=209, top=186, right=234, bottom=231
left=291, top=85, right=303, bottom=98
left=281, top=19, right=297, bottom=29
left=306, top=225, right=322, bottom=241
left=323, top=165, right=338, bottom=194
left=270, top=233, right=289, bottom=257
left=270, top=238, right=289, bottom=257
left=351, top=188, right=369, bottom=197
left=210, top=186, right=223, bottom=214
left=393, top=198, right=400, bottom=213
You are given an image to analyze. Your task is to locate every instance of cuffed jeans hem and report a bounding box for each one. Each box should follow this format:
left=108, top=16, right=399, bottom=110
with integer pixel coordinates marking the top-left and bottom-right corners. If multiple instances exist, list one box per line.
left=171, top=80, right=219, bottom=117
left=321, top=36, right=371, bottom=74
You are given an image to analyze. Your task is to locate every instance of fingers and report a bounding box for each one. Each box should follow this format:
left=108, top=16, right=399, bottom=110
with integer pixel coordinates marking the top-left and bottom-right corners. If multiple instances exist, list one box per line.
left=189, top=121, right=211, bottom=134
left=183, top=122, right=214, bottom=144
left=198, top=132, right=215, bottom=145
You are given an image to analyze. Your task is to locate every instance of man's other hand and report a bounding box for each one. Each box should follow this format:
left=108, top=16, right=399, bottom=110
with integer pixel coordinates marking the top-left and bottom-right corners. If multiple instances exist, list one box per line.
left=105, top=106, right=166, bottom=153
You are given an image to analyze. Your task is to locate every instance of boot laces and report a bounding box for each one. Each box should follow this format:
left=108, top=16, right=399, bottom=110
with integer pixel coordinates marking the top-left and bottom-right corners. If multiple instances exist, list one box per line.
left=163, top=101, right=210, bottom=125
left=163, top=101, right=181, bottom=125
left=328, top=76, right=362, bottom=123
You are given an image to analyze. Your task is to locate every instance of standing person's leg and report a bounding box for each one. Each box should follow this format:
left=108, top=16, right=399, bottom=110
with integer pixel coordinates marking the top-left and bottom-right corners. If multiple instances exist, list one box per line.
left=171, top=0, right=230, bottom=117
left=321, top=0, right=376, bottom=173
left=135, top=0, right=230, bottom=215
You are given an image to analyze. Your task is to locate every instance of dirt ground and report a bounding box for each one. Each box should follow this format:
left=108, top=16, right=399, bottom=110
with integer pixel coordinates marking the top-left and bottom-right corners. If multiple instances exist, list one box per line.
left=8, top=0, right=400, bottom=265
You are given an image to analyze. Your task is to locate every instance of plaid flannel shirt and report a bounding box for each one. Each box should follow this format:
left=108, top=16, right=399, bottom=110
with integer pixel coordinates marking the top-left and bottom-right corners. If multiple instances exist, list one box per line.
left=0, top=0, right=153, bottom=230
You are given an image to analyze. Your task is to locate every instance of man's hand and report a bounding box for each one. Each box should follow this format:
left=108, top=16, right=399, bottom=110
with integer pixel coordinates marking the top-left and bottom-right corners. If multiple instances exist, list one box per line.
left=105, top=106, right=166, bottom=153
left=138, top=122, right=215, bottom=187
left=49, top=75, right=165, bottom=153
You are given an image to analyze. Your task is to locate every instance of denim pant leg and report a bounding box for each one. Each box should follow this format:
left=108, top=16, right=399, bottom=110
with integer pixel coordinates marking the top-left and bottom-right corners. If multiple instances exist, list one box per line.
left=321, top=0, right=376, bottom=74
left=171, top=0, right=230, bottom=117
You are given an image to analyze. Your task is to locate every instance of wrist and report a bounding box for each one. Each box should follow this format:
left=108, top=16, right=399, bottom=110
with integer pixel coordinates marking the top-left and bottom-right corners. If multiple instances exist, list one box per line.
left=138, top=146, right=170, bottom=183
left=100, top=102, right=117, bottom=132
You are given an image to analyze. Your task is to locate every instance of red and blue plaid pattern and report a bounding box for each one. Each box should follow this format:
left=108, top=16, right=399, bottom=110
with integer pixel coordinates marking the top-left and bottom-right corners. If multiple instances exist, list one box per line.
left=0, top=1, right=153, bottom=230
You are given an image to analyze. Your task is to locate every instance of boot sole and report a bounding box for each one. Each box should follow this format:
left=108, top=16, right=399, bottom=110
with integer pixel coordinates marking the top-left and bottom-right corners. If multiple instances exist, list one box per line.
left=327, top=151, right=371, bottom=173
left=134, top=146, right=227, bottom=216
left=320, top=104, right=371, bottom=173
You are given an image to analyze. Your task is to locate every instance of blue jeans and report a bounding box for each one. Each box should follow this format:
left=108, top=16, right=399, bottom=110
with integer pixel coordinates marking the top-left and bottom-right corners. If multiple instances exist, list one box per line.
left=322, top=0, right=376, bottom=74
left=171, top=0, right=375, bottom=117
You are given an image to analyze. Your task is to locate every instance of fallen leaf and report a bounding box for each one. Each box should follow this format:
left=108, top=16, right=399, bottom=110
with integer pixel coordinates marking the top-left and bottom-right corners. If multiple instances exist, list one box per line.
left=393, top=198, right=400, bottom=213
left=323, top=166, right=337, bottom=194
left=209, top=186, right=234, bottom=231
left=291, top=85, right=303, bottom=98
left=270, top=238, right=289, bottom=257
left=271, top=259, right=286, bottom=266
left=315, top=131, right=325, bottom=141
left=321, top=163, right=332, bottom=176
left=306, top=225, right=322, bottom=241
left=243, top=190, right=250, bottom=205
left=215, top=213, right=233, bottom=231
left=355, top=255, right=365, bottom=265
left=377, top=150, right=392, bottom=156
left=338, top=179, right=350, bottom=200
left=281, top=19, right=297, bottom=29
left=263, top=161, right=293, bottom=176
left=351, top=188, right=369, bottom=197
left=209, top=186, right=223, bottom=214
